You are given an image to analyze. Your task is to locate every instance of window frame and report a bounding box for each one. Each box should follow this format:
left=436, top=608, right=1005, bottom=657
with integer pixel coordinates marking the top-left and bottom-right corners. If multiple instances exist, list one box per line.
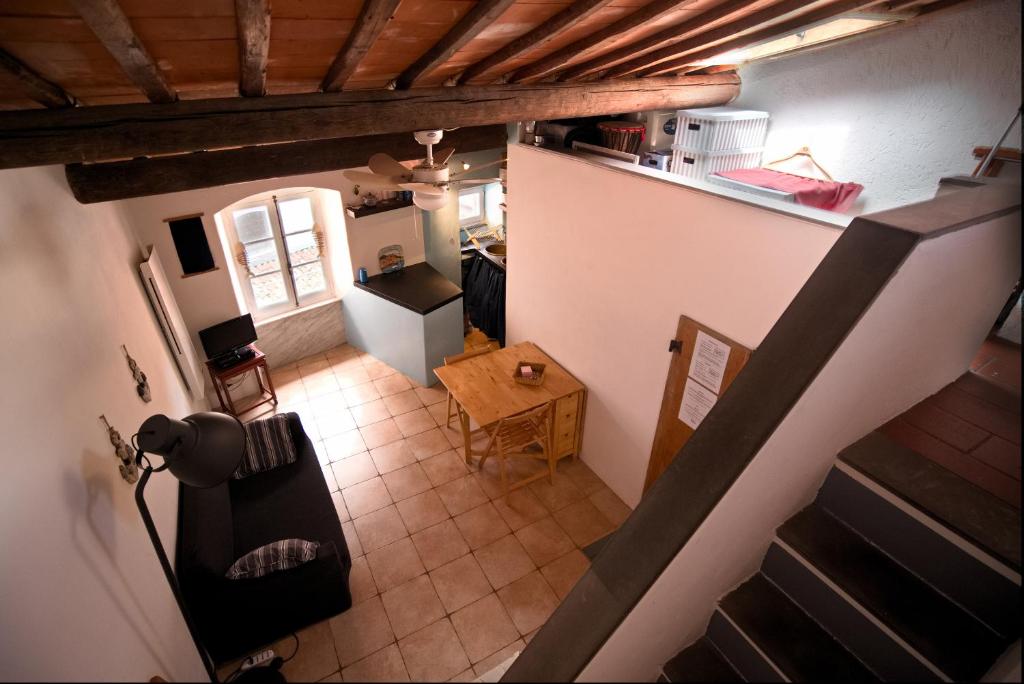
left=458, top=186, right=486, bottom=228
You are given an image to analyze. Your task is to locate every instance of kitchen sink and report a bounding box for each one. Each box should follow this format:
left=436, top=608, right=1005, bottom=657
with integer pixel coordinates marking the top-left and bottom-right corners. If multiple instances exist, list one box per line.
left=484, top=243, right=507, bottom=256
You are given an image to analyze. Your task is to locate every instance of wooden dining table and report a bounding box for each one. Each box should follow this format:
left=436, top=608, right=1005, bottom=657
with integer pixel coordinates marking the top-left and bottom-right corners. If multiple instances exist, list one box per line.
left=433, top=341, right=587, bottom=465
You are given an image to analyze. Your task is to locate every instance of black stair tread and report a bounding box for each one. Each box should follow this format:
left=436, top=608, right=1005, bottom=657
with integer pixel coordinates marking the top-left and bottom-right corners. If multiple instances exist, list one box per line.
left=840, top=431, right=1020, bottom=568
left=780, top=505, right=1006, bottom=681
left=664, top=638, right=742, bottom=682
left=720, top=574, right=878, bottom=682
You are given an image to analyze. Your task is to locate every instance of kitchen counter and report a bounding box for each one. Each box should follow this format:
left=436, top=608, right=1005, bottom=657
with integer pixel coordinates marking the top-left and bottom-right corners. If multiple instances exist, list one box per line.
left=353, top=262, right=463, bottom=314
left=462, top=239, right=506, bottom=272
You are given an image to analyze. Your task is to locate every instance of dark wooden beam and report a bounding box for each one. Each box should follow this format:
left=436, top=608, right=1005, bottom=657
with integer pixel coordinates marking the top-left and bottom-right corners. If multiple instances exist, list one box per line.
left=394, top=0, right=517, bottom=90
left=65, top=125, right=509, bottom=203
left=321, top=0, right=403, bottom=92
left=235, top=0, right=271, bottom=97
left=636, top=0, right=879, bottom=77
left=69, top=0, right=176, bottom=103
left=0, top=48, right=77, bottom=108
left=456, top=0, right=615, bottom=85
left=0, top=74, right=739, bottom=169
left=555, top=0, right=750, bottom=82
left=604, top=0, right=818, bottom=79
left=506, top=0, right=698, bottom=84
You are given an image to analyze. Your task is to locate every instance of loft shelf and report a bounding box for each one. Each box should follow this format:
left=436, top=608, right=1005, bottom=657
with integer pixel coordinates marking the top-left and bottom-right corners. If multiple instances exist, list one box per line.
left=345, top=197, right=413, bottom=219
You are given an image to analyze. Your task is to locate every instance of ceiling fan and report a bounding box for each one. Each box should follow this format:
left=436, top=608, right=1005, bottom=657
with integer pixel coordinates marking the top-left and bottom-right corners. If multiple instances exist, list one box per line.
left=343, top=129, right=503, bottom=211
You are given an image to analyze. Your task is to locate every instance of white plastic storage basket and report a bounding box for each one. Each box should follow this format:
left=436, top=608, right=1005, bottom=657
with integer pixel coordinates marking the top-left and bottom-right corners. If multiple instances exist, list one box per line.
left=670, top=146, right=764, bottom=180
left=674, top=106, right=769, bottom=152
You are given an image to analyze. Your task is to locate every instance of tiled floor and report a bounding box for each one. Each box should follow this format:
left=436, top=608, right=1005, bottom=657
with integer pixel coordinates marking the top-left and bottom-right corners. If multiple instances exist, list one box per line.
left=228, top=343, right=632, bottom=682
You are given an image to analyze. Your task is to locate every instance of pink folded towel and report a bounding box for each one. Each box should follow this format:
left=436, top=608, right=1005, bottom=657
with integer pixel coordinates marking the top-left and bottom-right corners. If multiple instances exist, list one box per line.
left=714, top=168, right=864, bottom=213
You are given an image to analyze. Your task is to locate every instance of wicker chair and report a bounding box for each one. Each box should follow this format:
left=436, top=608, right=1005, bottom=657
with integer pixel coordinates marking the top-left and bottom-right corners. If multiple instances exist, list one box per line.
left=478, top=401, right=555, bottom=501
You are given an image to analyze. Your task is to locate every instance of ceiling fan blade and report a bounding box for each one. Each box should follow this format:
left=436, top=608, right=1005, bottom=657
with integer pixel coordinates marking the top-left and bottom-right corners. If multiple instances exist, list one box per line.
left=453, top=178, right=501, bottom=187
left=368, top=153, right=413, bottom=180
left=449, top=157, right=507, bottom=180
left=342, top=169, right=405, bottom=190
left=434, top=147, right=455, bottom=165
left=400, top=182, right=446, bottom=197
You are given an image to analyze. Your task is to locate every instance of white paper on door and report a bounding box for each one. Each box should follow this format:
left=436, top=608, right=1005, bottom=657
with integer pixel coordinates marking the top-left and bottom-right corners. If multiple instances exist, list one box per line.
left=687, top=329, right=731, bottom=394
left=678, top=377, right=718, bottom=430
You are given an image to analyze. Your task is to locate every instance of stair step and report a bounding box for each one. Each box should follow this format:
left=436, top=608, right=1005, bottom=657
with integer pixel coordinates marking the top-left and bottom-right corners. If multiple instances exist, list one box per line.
left=720, top=573, right=878, bottom=682
left=780, top=505, right=1006, bottom=681
left=664, top=638, right=742, bottom=682
left=840, top=431, right=1020, bottom=568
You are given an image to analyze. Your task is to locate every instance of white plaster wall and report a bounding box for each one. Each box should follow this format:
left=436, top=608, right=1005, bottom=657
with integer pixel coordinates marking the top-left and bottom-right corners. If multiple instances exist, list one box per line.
left=505, top=145, right=844, bottom=506
left=734, top=0, right=1022, bottom=215
left=0, top=166, right=206, bottom=681
left=580, top=205, right=1021, bottom=681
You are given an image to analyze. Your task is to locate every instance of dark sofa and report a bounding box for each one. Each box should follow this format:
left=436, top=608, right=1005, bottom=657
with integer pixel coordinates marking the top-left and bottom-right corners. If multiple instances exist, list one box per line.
left=176, top=412, right=352, bottom=663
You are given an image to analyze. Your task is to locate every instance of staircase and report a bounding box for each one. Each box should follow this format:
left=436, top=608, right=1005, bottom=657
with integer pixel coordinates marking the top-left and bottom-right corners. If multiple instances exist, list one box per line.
left=661, top=373, right=1021, bottom=682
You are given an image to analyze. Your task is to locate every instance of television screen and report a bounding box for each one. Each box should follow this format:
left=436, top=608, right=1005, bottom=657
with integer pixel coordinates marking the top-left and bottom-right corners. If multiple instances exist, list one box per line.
left=198, top=314, right=257, bottom=360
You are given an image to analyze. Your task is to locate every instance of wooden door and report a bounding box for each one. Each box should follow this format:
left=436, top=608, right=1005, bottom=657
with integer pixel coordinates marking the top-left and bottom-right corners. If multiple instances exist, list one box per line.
left=643, top=316, right=751, bottom=492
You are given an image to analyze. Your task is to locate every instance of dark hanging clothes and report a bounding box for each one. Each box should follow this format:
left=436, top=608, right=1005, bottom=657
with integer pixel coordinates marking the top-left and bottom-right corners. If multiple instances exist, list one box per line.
left=463, top=254, right=506, bottom=347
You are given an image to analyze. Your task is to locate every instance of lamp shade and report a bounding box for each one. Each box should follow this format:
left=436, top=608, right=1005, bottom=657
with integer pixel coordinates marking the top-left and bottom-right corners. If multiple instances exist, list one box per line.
left=137, top=412, right=245, bottom=487
left=412, top=191, right=448, bottom=212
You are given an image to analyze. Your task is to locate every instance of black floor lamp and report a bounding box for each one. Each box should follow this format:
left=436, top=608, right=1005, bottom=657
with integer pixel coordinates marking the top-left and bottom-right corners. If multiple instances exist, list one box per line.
left=134, top=412, right=246, bottom=683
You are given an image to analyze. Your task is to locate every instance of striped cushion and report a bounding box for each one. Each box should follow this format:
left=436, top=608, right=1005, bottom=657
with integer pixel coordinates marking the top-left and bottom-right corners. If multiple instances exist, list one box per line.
left=225, top=539, right=320, bottom=580
left=234, top=413, right=297, bottom=479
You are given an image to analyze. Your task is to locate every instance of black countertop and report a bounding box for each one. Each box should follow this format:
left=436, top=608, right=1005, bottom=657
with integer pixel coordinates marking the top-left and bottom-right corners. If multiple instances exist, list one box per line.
left=353, top=262, right=463, bottom=315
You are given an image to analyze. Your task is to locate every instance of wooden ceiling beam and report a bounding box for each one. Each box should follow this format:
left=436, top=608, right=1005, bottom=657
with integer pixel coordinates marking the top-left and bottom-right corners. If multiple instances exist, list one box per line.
left=0, top=48, right=77, bottom=108
left=636, top=0, right=880, bottom=77
left=65, top=125, right=509, bottom=203
left=321, top=0, right=403, bottom=92
left=235, top=0, right=271, bottom=97
left=394, top=0, right=518, bottom=90
left=604, top=0, right=819, bottom=79
left=0, top=74, right=739, bottom=169
left=69, top=0, right=176, bottom=104
left=556, top=0, right=751, bottom=82
left=456, top=0, right=616, bottom=85
left=506, top=0, right=698, bottom=84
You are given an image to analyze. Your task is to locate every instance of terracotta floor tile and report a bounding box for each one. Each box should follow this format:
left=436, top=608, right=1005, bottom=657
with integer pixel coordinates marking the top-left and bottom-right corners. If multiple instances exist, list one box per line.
left=382, top=463, right=433, bottom=502
left=474, top=456, right=547, bottom=500
left=328, top=595, right=395, bottom=667
left=541, top=549, right=590, bottom=600
left=334, top=365, right=371, bottom=389
left=383, top=389, right=424, bottom=416
left=375, top=373, right=414, bottom=397
left=396, top=489, right=451, bottom=534
left=318, top=671, right=342, bottom=682
left=422, top=450, right=471, bottom=487
left=449, top=667, right=477, bottom=681
left=349, top=556, right=378, bottom=604
left=454, top=502, right=511, bottom=550
left=299, top=357, right=331, bottom=375
left=309, top=391, right=350, bottom=419
left=429, top=553, right=493, bottom=614
left=343, top=381, right=383, bottom=407
left=398, top=618, right=471, bottom=681
left=314, top=440, right=330, bottom=467
left=589, top=487, right=632, bottom=527
left=273, top=620, right=339, bottom=683
left=366, top=537, right=426, bottom=592
left=305, top=372, right=341, bottom=398
left=275, top=381, right=307, bottom=405
left=450, top=593, right=520, bottom=664
left=321, top=466, right=339, bottom=492
left=331, top=452, right=377, bottom=489
left=363, top=359, right=397, bottom=380
left=343, top=476, right=394, bottom=518
left=353, top=504, right=407, bottom=553
left=415, top=385, right=448, bottom=407
left=496, top=571, right=558, bottom=635
left=330, top=354, right=363, bottom=372
left=530, top=472, right=586, bottom=512
left=326, top=343, right=359, bottom=360
left=323, top=429, right=367, bottom=461
left=340, top=643, right=409, bottom=682
left=395, top=408, right=437, bottom=437
left=474, top=534, right=536, bottom=589
left=442, top=423, right=469, bottom=449
left=360, top=418, right=404, bottom=450
left=370, top=439, right=418, bottom=474
left=330, top=490, right=351, bottom=523
left=406, top=428, right=453, bottom=461
left=472, top=639, right=524, bottom=678
left=437, top=475, right=491, bottom=517
left=427, top=401, right=451, bottom=427
left=515, top=517, right=575, bottom=566
left=523, top=628, right=540, bottom=644
left=492, top=488, right=550, bottom=531
left=350, top=399, right=392, bottom=428
left=271, top=366, right=301, bottom=385
left=553, top=498, right=614, bottom=547
left=560, top=459, right=607, bottom=496
left=412, top=519, right=471, bottom=571
left=381, top=574, right=446, bottom=639
left=342, top=520, right=363, bottom=559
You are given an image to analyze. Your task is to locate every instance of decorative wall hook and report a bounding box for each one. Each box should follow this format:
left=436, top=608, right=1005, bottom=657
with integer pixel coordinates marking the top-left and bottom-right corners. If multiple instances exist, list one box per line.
left=123, top=345, right=151, bottom=402
left=100, top=414, right=139, bottom=484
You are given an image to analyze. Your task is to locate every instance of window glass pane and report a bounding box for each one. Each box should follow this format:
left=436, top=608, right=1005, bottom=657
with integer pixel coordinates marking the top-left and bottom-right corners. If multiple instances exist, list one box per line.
left=243, top=238, right=281, bottom=275
left=251, top=272, right=289, bottom=309
left=233, top=206, right=273, bottom=243
left=292, top=261, right=327, bottom=298
left=459, top=191, right=482, bottom=222
left=278, top=197, right=315, bottom=234
left=285, top=231, right=319, bottom=265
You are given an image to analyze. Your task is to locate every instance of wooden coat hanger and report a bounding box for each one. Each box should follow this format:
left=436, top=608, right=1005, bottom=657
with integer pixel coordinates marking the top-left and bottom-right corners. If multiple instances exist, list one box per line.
left=767, top=146, right=835, bottom=181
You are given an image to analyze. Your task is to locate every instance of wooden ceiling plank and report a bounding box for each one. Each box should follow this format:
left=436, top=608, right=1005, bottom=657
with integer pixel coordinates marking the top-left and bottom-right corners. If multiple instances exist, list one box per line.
left=506, top=0, right=699, bottom=84
left=638, top=0, right=881, bottom=77
left=68, top=0, right=177, bottom=103
left=0, top=48, right=77, bottom=108
left=457, top=0, right=616, bottom=85
left=0, top=74, right=740, bottom=168
left=556, top=0, right=751, bottom=82
left=65, top=124, right=509, bottom=202
left=235, top=0, right=271, bottom=97
left=321, top=0, right=403, bottom=92
left=394, top=0, right=518, bottom=90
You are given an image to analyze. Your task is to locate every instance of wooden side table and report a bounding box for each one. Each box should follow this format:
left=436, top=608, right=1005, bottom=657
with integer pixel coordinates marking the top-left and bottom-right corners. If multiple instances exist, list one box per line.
left=205, top=345, right=278, bottom=417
